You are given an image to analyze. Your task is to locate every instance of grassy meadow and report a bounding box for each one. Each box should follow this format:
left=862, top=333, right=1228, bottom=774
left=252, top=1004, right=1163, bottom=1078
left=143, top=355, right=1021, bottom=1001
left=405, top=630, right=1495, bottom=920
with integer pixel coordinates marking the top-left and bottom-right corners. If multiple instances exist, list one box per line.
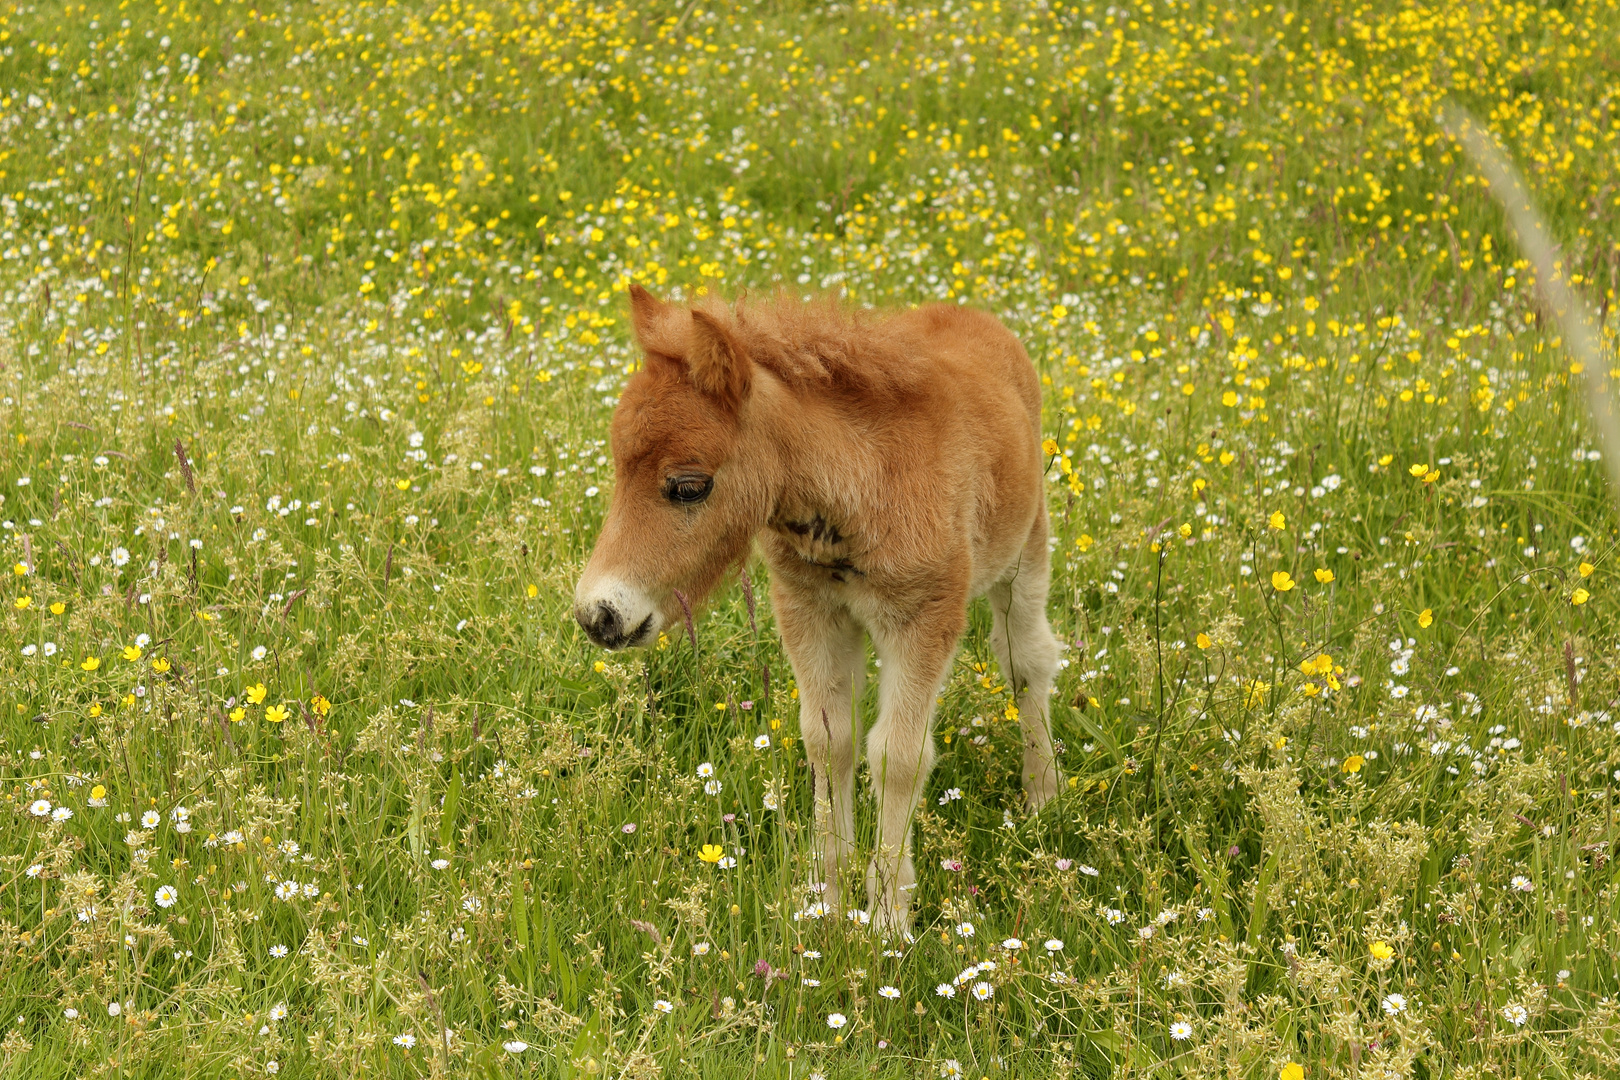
left=5, top=0, right=1620, bottom=1076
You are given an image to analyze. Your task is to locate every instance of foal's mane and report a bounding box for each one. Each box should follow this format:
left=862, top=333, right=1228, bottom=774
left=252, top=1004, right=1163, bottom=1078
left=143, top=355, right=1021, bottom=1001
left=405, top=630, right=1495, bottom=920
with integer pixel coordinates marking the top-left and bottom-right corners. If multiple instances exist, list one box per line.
left=701, top=292, right=926, bottom=400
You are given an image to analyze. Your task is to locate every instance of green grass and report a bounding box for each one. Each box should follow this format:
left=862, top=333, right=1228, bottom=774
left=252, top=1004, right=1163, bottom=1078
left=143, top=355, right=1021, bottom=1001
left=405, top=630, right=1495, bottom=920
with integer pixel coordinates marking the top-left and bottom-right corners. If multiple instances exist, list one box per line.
left=3, top=0, right=1620, bottom=1077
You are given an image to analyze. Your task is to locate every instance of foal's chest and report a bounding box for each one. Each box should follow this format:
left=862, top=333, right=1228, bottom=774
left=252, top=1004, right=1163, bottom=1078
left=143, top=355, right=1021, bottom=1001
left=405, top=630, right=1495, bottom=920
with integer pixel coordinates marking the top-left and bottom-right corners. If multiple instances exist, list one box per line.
left=766, top=512, right=863, bottom=584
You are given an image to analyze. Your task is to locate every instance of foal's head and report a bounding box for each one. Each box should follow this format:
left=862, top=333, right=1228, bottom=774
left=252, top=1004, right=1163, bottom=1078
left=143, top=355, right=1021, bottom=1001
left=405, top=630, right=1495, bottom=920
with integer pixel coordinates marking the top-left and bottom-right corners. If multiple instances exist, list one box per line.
left=574, top=286, right=763, bottom=650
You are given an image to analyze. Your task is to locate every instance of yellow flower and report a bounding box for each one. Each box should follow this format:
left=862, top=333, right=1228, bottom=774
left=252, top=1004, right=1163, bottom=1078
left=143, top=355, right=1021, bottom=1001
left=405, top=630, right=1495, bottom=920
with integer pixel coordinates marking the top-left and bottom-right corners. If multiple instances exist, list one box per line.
left=80, top=657, right=101, bottom=672
left=88, top=703, right=102, bottom=718
left=229, top=707, right=246, bottom=723
left=1369, top=939, right=1394, bottom=961
left=1271, top=571, right=1295, bottom=592
left=1342, top=755, right=1365, bottom=774
left=1377, top=454, right=1394, bottom=467
left=11, top=562, right=26, bottom=576
left=151, top=657, right=171, bottom=674
left=1408, top=462, right=1429, bottom=478
left=1268, top=511, right=1286, bottom=531
left=1003, top=702, right=1020, bottom=722
left=1221, top=390, right=1239, bottom=407
left=49, top=602, right=64, bottom=615
left=1578, top=561, right=1594, bottom=578
left=1076, top=533, right=1094, bottom=551
left=1178, top=523, right=1192, bottom=538
left=1417, top=609, right=1433, bottom=629
left=1281, top=1063, right=1305, bottom=1080
left=122, top=645, right=143, bottom=661
left=1572, top=588, right=1590, bottom=606
left=698, top=844, right=725, bottom=864
left=265, top=704, right=289, bottom=724
left=395, top=478, right=411, bottom=490
left=311, top=694, right=332, bottom=717
left=1273, top=736, right=1288, bottom=750
left=1041, top=437, right=1059, bottom=456
left=1196, top=633, right=1212, bottom=650
left=90, top=784, right=107, bottom=801
left=526, top=583, right=539, bottom=598
left=246, top=683, right=268, bottom=704
left=1314, top=568, right=1335, bottom=584
left=13, top=595, right=30, bottom=610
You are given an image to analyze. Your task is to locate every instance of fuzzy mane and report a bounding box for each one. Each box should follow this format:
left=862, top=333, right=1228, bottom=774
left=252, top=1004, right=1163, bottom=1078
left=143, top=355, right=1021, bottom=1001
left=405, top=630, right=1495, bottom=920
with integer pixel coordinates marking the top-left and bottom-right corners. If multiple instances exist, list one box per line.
left=695, top=292, right=930, bottom=400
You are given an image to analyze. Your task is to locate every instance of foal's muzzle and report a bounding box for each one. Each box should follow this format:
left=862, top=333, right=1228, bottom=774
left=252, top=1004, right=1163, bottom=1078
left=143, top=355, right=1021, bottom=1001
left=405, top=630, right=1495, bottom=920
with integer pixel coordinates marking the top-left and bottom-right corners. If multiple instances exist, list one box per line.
left=574, top=599, right=655, bottom=650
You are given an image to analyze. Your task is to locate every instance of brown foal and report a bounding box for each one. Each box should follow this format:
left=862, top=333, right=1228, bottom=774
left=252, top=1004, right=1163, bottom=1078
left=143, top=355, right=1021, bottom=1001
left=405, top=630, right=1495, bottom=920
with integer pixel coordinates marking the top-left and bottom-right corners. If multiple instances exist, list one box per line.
left=574, top=285, right=1062, bottom=931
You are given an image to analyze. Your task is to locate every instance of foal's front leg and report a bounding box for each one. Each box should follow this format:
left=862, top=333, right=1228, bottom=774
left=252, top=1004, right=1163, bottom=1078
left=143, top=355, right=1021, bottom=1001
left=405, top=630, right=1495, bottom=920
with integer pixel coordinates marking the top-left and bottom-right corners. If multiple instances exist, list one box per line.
left=865, top=600, right=963, bottom=933
left=776, top=590, right=865, bottom=910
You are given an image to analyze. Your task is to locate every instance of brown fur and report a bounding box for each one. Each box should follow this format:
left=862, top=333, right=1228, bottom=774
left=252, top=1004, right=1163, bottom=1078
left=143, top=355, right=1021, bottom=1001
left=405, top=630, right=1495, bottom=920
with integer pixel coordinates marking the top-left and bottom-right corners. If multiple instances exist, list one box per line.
left=575, top=285, right=1063, bottom=930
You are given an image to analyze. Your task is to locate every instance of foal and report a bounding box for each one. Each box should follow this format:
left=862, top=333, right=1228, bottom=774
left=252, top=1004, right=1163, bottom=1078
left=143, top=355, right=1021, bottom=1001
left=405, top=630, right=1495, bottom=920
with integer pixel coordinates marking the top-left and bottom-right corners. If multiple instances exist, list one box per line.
left=574, top=285, right=1062, bottom=930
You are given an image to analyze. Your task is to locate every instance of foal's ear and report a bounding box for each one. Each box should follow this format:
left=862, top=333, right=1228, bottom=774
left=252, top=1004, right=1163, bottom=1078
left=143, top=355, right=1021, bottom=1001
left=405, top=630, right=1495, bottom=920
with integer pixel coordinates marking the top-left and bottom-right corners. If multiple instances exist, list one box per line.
left=688, top=307, right=751, bottom=410
left=627, top=283, right=681, bottom=357
left=627, top=284, right=666, bottom=337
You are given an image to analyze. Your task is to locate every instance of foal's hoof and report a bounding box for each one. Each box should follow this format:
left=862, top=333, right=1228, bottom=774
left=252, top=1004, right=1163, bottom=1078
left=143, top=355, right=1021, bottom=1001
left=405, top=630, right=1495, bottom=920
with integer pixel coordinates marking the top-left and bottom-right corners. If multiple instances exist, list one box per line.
left=870, top=899, right=912, bottom=936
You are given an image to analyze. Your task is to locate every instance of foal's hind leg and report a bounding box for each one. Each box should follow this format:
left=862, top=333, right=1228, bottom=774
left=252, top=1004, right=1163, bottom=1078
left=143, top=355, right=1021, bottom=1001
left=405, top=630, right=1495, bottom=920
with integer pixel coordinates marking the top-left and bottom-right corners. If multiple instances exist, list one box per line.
left=988, top=518, right=1063, bottom=810
left=775, top=588, right=865, bottom=910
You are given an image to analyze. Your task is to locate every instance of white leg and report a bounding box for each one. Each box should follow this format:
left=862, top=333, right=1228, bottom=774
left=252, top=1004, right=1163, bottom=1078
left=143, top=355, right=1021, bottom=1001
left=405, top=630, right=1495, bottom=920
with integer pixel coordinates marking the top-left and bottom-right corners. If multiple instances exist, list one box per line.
left=776, top=588, right=864, bottom=911
left=989, top=522, right=1063, bottom=809
left=864, top=600, right=961, bottom=933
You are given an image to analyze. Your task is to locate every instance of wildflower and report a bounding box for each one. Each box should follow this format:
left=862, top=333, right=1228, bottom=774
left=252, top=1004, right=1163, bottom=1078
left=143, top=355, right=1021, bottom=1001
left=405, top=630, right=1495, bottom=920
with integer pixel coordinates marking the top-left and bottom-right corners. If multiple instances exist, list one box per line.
left=1079, top=864, right=1099, bottom=876
left=1169, top=1020, right=1193, bottom=1041
left=696, top=762, right=715, bottom=778
left=269, top=945, right=289, bottom=958
left=13, top=595, right=29, bottom=609
left=1314, top=567, right=1335, bottom=583
left=431, top=859, right=450, bottom=870
left=265, top=704, right=289, bottom=723
left=81, top=657, right=102, bottom=671
left=698, top=844, right=725, bottom=864
left=1103, top=908, right=1126, bottom=925
left=269, top=1003, right=288, bottom=1021
left=826, top=1012, right=847, bottom=1029
left=1001, top=937, right=1025, bottom=951
left=1417, top=609, right=1434, bottom=628
left=621, top=823, right=637, bottom=834
left=753, top=734, right=770, bottom=750
left=1271, top=570, right=1296, bottom=592
left=155, top=886, right=178, bottom=908
left=1579, top=561, right=1595, bottom=577
left=1342, top=755, right=1365, bottom=774
left=1281, top=1063, right=1305, bottom=1080
left=935, top=983, right=956, bottom=998
left=63, top=1008, right=79, bottom=1020
left=940, top=1061, right=964, bottom=1079
left=1510, top=876, right=1533, bottom=892
left=29, top=799, right=51, bottom=817
left=955, top=921, right=975, bottom=938
left=503, top=1041, right=529, bottom=1053
left=107, top=1002, right=121, bottom=1017
left=1572, top=588, right=1590, bottom=605
left=878, top=985, right=901, bottom=1000
left=1369, top=940, right=1394, bottom=961
left=122, top=645, right=142, bottom=661
left=1381, top=993, right=1407, bottom=1016
left=151, top=657, right=171, bottom=673
left=246, top=684, right=268, bottom=704
left=229, top=707, right=246, bottom=723
left=393, top=1033, right=416, bottom=1048
left=1502, top=1003, right=1528, bottom=1026
left=1045, top=939, right=1064, bottom=952
left=971, top=982, right=993, bottom=1001
left=1196, top=633, right=1212, bottom=649
left=692, top=942, right=711, bottom=956
left=1268, top=511, right=1286, bottom=530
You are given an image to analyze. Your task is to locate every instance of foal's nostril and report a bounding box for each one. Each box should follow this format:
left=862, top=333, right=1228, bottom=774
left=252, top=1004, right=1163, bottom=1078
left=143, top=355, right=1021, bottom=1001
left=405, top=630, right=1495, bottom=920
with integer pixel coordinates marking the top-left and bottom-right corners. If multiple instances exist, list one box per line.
left=578, top=601, right=622, bottom=647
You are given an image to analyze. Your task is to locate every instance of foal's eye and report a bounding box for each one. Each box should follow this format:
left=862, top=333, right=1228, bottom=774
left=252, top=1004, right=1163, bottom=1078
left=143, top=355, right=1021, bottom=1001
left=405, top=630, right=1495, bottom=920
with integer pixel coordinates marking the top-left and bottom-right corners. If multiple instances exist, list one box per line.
left=665, top=475, right=713, bottom=505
